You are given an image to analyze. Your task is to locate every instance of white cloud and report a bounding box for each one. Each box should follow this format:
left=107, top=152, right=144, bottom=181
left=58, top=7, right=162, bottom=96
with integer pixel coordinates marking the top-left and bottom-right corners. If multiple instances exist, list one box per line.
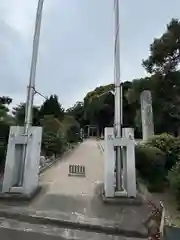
left=0, top=0, right=37, bottom=34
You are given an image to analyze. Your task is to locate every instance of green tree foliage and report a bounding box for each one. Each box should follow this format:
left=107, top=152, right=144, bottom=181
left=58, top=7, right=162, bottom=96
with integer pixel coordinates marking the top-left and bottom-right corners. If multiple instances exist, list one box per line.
left=66, top=101, right=85, bottom=127
left=143, top=19, right=180, bottom=74
left=12, top=103, right=40, bottom=126
left=0, top=96, right=12, bottom=105
left=0, top=122, right=10, bottom=171
left=42, top=131, right=65, bottom=157
left=83, top=84, right=114, bottom=135
left=0, top=97, right=12, bottom=170
left=83, top=83, right=135, bottom=136
left=40, top=115, right=62, bottom=134
left=140, top=19, right=180, bottom=135
left=127, top=73, right=180, bottom=135
left=0, top=96, right=12, bottom=121
left=41, top=115, right=66, bottom=156
left=146, top=134, right=180, bottom=174
left=122, top=81, right=137, bottom=128
left=39, top=95, right=64, bottom=120
left=168, top=162, right=180, bottom=203
left=62, top=115, right=80, bottom=143
left=135, top=144, right=166, bottom=192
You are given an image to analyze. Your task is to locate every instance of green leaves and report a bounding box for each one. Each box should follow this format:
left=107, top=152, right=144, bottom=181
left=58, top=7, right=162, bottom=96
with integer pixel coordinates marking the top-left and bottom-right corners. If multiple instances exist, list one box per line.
left=168, top=162, right=180, bottom=202
left=0, top=96, right=12, bottom=122
left=143, top=19, right=180, bottom=74
left=42, top=131, right=65, bottom=157
left=135, top=144, right=166, bottom=192
left=66, top=102, right=85, bottom=127
left=12, top=103, right=40, bottom=126
left=39, top=95, right=64, bottom=120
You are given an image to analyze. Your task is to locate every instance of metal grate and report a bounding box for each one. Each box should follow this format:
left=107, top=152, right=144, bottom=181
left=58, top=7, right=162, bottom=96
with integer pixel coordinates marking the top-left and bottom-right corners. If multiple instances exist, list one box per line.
left=68, top=165, right=85, bottom=177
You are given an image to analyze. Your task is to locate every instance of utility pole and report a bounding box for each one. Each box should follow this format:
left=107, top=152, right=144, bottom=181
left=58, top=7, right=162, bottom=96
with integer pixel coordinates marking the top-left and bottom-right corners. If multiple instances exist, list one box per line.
left=24, top=0, right=44, bottom=134
left=114, top=0, right=123, bottom=191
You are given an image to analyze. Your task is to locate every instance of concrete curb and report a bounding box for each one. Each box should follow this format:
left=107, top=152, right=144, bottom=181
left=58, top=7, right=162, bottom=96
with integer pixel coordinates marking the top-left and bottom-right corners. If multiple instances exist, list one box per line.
left=0, top=208, right=148, bottom=238
left=97, top=143, right=104, bottom=154
left=39, top=143, right=80, bottom=174
left=102, top=194, right=144, bottom=206
left=0, top=186, right=42, bottom=201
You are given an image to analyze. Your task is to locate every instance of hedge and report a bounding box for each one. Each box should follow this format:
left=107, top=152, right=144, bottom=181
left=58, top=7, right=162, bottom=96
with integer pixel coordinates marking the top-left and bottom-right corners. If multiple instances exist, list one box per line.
left=146, top=133, right=180, bottom=172
left=167, top=162, right=180, bottom=205
left=135, top=144, right=166, bottom=192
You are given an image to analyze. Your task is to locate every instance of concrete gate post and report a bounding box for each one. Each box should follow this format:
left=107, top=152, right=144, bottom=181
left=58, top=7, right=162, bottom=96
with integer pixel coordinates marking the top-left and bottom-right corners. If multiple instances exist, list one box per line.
left=104, top=127, right=115, bottom=198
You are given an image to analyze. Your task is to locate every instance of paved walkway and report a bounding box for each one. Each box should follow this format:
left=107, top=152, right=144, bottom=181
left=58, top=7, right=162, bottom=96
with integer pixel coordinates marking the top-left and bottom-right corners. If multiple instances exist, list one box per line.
left=38, top=139, right=103, bottom=197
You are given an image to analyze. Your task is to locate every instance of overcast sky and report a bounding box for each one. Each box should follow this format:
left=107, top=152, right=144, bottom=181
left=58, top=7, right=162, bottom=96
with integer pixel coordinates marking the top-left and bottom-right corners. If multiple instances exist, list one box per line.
left=0, top=0, right=179, bottom=109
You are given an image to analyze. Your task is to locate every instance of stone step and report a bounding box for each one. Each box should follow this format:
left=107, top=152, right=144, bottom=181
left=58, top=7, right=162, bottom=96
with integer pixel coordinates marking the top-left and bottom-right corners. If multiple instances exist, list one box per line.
left=0, top=217, right=145, bottom=240
left=0, top=207, right=148, bottom=239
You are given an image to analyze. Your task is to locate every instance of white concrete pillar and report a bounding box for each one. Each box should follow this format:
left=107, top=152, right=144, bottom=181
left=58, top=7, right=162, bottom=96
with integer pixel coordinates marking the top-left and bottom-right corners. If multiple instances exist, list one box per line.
left=2, top=126, right=42, bottom=196
left=126, top=140, right=136, bottom=197
left=104, top=127, right=115, bottom=198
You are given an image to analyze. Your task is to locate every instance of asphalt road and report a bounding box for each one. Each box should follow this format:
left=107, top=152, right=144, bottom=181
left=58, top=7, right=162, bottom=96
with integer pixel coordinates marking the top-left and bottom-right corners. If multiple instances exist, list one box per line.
left=0, top=227, right=144, bottom=240
left=0, top=228, right=62, bottom=240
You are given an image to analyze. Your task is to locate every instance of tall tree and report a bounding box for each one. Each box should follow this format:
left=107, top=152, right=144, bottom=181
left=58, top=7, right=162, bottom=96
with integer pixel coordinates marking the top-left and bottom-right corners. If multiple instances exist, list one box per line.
left=143, top=19, right=180, bottom=74
left=39, top=95, right=64, bottom=120
left=142, top=18, right=180, bottom=135
left=66, top=101, right=85, bottom=127
left=83, top=84, right=114, bottom=135
left=83, top=82, right=135, bottom=135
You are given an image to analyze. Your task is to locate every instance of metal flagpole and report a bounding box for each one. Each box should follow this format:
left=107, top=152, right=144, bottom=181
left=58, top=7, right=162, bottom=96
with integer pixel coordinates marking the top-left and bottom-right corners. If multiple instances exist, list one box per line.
left=18, top=0, right=44, bottom=187
left=24, top=0, right=44, bottom=134
left=114, top=0, right=123, bottom=191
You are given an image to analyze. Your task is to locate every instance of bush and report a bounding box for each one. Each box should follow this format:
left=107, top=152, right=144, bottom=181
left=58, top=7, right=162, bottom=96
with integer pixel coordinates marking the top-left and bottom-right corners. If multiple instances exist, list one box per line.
left=146, top=133, right=180, bottom=172
left=66, top=125, right=80, bottom=143
left=41, top=115, right=80, bottom=157
left=62, top=116, right=80, bottom=143
left=42, top=131, right=66, bottom=157
left=0, top=122, right=10, bottom=171
left=146, top=133, right=175, bottom=152
left=167, top=162, right=180, bottom=202
left=135, top=144, right=166, bottom=192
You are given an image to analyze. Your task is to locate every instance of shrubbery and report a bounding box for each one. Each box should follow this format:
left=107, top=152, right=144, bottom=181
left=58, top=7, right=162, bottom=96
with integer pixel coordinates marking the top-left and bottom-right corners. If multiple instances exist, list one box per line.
left=167, top=162, right=180, bottom=204
left=136, top=133, right=180, bottom=194
left=41, top=115, right=80, bottom=157
left=0, top=122, right=10, bottom=171
left=42, top=131, right=67, bottom=157
left=0, top=114, right=81, bottom=167
left=146, top=133, right=180, bottom=172
left=62, top=116, right=80, bottom=143
left=135, top=144, right=166, bottom=192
